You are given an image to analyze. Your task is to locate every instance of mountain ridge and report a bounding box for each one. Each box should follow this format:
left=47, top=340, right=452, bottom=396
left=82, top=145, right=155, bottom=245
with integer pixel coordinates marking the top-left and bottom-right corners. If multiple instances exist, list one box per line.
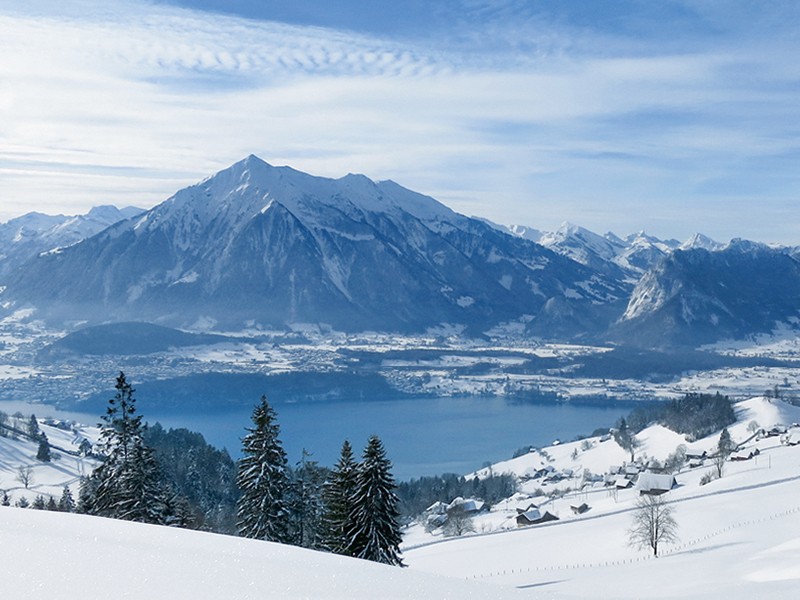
left=0, top=156, right=627, bottom=336
left=3, top=156, right=798, bottom=348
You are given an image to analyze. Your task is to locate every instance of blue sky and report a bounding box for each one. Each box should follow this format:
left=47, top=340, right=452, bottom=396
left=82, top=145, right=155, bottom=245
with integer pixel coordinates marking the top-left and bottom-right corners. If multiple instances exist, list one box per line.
left=2, top=0, right=799, bottom=243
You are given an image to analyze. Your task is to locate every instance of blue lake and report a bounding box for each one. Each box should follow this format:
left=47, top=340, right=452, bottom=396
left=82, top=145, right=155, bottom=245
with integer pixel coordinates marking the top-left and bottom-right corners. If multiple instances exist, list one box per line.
left=0, top=395, right=631, bottom=480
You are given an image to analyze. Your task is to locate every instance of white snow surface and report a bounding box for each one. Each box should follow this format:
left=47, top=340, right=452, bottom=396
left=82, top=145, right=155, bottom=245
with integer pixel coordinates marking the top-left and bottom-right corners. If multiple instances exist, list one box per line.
left=405, top=397, right=800, bottom=598
left=0, top=418, right=99, bottom=503
left=6, top=397, right=800, bottom=598
left=0, top=507, right=521, bottom=599
left=0, top=415, right=517, bottom=598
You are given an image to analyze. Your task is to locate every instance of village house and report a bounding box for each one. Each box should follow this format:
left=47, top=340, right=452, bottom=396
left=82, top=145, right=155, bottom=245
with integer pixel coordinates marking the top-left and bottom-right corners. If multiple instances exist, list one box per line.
left=516, top=507, right=559, bottom=528
left=730, top=448, right=760, bottom=461
left=570, top=502, right=590, bottom=515
left=636, top=472, right=677, bottom=495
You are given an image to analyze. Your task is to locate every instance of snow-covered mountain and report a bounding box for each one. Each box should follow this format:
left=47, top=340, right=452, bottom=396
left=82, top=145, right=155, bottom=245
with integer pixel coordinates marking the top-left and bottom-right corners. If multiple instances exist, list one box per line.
left=0, top=205, right=143, bottom=280
left=615, top=240, right=800, bottom=347
left=3, top=158, right=794, bottom=348
left=502, top=221, right=689, bottom=278
left=613, top=230, right=682, bottom=275
left=0, top=156, right=628, bottom=335
left=679, top=232, right=725, bottom=252
left=537, top=222, right=630, bottom=279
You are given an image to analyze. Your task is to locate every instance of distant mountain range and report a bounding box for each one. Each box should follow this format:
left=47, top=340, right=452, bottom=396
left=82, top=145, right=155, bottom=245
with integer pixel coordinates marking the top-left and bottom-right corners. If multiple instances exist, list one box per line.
left=0, top=205, right=143, bottom=280
left=1, top=155, right=798, bottom=348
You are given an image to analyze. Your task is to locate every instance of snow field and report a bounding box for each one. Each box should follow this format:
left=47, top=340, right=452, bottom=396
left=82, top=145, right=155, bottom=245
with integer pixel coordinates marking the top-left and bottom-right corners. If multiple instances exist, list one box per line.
left=405, top=397, right=800, bottom=598
left=0, top=419, right=98, bottom=504
left=0, top=507, right=524, bottom=599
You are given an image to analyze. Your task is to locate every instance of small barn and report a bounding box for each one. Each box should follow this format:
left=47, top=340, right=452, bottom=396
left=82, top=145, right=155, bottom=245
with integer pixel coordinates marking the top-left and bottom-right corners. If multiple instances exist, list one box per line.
left=447, top=497, right=486, bottom=514
left=636, top=472, right=677, bottom=495
left=614, top=476, right=634, bottom=489
left=515, top=502, right=540, bottom=515
left=516, top=508, right=559, bottom=527
left=782, top=429, right=800, bottom=446
left=570, top=502, right=590, bottom=515
left=730, top=448, right=760, bottom=461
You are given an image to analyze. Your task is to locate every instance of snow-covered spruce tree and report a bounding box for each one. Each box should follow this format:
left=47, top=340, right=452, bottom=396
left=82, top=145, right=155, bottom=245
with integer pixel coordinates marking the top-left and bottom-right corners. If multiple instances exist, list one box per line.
left=346, top=435, right=404, bottom=566
left=87, top=372, right=168, bottom=523
left=714, top=427, right=735, bottom=478
left=286, top=449, right=328, bottom=549
left=322, top=440, right=358, bottom=555
left=37, top=432, right=51, bottom=462
left=77, top=476, right=96, bottom=514
left=58, top=485, right=75, bottom=513
left=236, top=395, right=290, bottom=542
left=27, top=414, right=40, bottom=439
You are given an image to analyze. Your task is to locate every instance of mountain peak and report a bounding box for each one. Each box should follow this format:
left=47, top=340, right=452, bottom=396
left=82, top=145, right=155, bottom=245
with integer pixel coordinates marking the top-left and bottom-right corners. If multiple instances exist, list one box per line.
left=679, top=232, right=722, bottom=252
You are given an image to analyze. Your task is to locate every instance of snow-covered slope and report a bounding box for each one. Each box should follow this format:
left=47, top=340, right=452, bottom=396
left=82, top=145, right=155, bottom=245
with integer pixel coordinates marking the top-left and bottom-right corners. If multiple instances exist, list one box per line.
left=0, top=417, right=99, bottom=505
left=538, top=222, right=629, bottom=279
left=616, top=241, right=800, bottom=347
left=0, top=507, right=521, bottom=599
left=405, top=397, right=800, bottom=598
left=0, top=205, right=142, bottom=280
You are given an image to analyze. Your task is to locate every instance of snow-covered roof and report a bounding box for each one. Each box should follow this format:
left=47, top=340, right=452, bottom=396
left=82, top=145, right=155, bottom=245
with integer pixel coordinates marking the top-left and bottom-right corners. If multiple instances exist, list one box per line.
left=425, top=501, right=448, bottom=514
left=636, top=472, right=677, bottom=493
left=447, top=497, right=485, bottom=513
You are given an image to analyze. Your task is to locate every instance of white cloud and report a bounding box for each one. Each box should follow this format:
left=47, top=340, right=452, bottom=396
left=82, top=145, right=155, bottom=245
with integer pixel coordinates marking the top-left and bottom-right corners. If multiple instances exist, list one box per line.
left=1, top=0, right=799, bottom=244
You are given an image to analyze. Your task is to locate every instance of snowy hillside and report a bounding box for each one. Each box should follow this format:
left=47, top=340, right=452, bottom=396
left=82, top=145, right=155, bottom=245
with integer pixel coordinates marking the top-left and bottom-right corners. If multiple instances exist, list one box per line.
left=616, top=240, right=800, bottom=347
left=0, top=205, right=142, bottom=280
left=0, top=507, right=521, bottom=600
left=0, top=415, right=99, bottom=505
left=404, top=397, right=800, bottom=598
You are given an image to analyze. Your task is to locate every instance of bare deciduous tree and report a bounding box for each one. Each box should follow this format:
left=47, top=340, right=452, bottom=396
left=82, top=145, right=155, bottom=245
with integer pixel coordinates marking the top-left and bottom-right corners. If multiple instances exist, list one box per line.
left=628, top=494, right=678, bottom=557
left=443, top=505, right=476, bottom=537
left=16, top=465, right=33, bottom=489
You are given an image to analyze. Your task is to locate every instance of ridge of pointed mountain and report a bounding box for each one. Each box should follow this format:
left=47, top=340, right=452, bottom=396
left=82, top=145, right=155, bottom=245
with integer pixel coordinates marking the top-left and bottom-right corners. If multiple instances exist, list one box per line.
left=0, top=156, right=631, bottom=336
left=679, top=232, right=724, bottom=252
left=613, top=243, right=800, bottom=347
left=0, top=205, right=144, bottom=281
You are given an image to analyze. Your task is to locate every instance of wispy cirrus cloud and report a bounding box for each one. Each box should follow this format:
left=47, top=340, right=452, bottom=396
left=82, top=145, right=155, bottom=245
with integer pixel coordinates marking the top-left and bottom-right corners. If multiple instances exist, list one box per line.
left=2, top=0, right=800, bottom=243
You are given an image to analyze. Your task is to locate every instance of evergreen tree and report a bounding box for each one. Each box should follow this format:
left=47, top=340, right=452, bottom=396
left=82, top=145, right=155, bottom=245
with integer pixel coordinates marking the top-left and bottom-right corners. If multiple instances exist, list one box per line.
left=614, top=417, right=639, bottom=461
left=75, top=477, right=97, bottom=515
left=714, top=427, right=735, bottom=478
left=1, top=490, right=10, bottom=506
left=46, top=496, right=59, bottom=512
left=27, top=414, right=40, bottom=439
left=37, top=432, right=51, bottom=462
left=142, top=423, right=239, bottom=533
left=718, top=427, right=735, bottom=456
left=346, top=435, right=404, bottom=566
left=32, top=495, right=46, bottom=510
left=59, top=485, right=76, bottom=512
left=77, top=476, right=96, bottom=514
left=322, top=440, right=358, bottom=554
left=287, top=449, right=327, bottom=549
left=236, top=395, right=290, bottom=542
left=162, top=488, right=197, bottom=529
left=96, top=438, right=167, bottom=522
left=86, top=372, right=168, bottom=524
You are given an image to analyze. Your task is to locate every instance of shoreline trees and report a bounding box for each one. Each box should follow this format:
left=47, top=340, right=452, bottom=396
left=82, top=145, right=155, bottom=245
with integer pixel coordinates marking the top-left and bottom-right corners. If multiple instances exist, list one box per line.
left=81, top=372, right=170, bottom=523
left=234, top=396, right=404, bottom=565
